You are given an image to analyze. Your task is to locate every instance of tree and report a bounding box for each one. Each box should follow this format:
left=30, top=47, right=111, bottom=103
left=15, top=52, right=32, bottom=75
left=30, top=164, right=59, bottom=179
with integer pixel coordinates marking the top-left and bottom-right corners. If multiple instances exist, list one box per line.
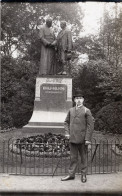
left=1, top=2, right=83, bottom=60
left=1, top=2, right=84, bottom=128
left=99, top=4, right=122, bottom=68
left=95, top=101, right=122, bottom=134
left=1, top=55, right=37, bottom=128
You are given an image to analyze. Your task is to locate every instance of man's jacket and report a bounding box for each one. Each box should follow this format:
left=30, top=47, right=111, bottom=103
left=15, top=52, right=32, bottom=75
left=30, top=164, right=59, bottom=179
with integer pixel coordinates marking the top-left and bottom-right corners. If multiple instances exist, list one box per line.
left=57, top=28, right=73, bottom=52
left=64, top=106, right=94, bottom=144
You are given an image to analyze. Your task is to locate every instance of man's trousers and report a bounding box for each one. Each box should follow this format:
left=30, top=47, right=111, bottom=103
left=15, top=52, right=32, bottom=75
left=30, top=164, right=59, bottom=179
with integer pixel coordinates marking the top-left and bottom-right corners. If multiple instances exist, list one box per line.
left=68, top=142, right=87, bottom=177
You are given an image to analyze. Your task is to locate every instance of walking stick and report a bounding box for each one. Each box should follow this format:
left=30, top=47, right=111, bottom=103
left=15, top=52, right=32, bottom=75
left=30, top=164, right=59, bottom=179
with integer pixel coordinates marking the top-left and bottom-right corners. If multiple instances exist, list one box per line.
left=52, top=144, right=99, bottom=177
left=52, top=139, right=69, bottom=177
left=52, top=155, right=62, bottom=177
left=91, top=144, right=99, bottom=163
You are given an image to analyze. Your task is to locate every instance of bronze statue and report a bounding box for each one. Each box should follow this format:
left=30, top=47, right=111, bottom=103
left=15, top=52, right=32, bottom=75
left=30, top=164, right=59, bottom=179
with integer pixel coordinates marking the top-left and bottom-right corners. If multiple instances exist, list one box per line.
left=56, top=21, right=73, bottom=75
left=39, top=18, right=57, bottom=75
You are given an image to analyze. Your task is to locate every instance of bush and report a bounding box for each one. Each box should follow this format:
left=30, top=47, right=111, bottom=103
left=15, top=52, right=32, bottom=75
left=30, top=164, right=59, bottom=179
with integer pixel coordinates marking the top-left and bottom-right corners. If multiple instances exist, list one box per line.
left=95, top=101, right=122, bottom=134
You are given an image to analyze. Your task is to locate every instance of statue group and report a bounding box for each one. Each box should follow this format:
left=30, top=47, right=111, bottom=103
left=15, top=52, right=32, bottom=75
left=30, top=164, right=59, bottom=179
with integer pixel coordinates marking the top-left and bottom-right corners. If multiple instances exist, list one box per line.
left=39, top=18, right=73, bottom=76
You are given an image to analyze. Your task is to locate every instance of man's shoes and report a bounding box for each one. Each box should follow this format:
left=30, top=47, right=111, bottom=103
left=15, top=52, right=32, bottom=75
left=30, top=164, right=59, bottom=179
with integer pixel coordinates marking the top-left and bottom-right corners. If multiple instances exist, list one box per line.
left=61, top=175, right=75, bottom=181
left=57, top=71, right=63, bottom=75
left=57, top=71, right=67, bottom=75
left=61, top=71, right=67, bottom=75
left=81, top=175, right=87, bottom=183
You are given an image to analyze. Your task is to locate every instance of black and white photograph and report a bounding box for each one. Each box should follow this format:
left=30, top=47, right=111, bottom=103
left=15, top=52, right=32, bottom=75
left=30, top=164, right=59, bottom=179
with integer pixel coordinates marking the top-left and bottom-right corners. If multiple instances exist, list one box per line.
left=0, top=1, right=122, bottom=196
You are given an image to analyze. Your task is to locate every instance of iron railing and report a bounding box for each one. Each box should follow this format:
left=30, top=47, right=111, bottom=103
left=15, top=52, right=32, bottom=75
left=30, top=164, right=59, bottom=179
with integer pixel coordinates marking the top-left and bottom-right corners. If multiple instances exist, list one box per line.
left=0, top=137, right=121, bottom=176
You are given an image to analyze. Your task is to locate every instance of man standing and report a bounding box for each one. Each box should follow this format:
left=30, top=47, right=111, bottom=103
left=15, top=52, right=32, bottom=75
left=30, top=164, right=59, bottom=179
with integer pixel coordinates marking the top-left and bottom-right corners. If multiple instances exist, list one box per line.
left=39, top=18, right=56, bottom=75
left=56, top=21, right=73, bottom=75
left=61, top=92, right=94, bottom=183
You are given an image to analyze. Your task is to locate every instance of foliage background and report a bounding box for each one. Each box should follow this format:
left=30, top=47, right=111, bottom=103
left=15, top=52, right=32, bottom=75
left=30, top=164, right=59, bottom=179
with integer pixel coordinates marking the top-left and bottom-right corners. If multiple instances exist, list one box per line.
left=1, top=2, right=122, bottom=133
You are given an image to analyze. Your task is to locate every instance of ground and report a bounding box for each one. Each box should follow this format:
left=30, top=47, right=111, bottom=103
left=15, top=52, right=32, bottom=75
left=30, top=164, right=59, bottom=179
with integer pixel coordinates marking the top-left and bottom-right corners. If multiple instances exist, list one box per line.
left=0, top=173, right=122, bottom=194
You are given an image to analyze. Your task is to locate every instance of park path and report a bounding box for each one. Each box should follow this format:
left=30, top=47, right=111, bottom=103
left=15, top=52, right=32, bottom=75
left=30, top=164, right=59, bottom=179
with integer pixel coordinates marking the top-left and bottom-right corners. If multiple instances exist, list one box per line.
left=0, top=172, right=122, bottom=194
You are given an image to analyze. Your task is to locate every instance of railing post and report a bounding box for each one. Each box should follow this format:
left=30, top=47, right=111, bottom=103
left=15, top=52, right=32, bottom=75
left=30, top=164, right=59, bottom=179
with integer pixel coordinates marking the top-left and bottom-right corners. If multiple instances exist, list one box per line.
left=2, top=140, right=5, bottom=173
left=99, top=142, right=100, bottom=174
left=7, top=139, right=10, bottom=173
left=19, top=142, right=23, bottom=164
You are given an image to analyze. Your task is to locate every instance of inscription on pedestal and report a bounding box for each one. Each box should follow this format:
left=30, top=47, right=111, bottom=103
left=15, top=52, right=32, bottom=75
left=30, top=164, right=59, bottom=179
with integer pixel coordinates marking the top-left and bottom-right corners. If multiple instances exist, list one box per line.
left=35, top=77, right=72, bottom=101
left=40, top=83, right=67, bottom=110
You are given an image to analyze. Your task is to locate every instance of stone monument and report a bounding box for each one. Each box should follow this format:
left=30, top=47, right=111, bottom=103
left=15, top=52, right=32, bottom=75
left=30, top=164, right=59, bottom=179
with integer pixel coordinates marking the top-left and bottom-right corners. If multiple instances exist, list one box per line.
left=23, top=19, right=73, bottom=134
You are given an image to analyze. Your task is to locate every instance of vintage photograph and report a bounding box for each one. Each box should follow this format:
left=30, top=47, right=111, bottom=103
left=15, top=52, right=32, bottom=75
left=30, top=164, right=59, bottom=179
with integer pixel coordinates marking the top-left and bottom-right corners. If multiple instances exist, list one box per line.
left=1, top=1, right=122, bottom=195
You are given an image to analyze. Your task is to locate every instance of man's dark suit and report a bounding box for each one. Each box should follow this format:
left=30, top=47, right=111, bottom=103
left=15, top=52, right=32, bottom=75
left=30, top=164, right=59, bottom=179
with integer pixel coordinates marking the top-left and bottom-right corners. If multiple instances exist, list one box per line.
left=64, top=105, right=94, bottom=176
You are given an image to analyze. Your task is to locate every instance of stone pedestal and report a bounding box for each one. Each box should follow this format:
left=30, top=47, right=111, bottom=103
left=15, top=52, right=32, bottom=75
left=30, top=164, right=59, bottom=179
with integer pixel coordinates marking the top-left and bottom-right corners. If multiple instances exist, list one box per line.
left=22, top=75, right=72, bottom=134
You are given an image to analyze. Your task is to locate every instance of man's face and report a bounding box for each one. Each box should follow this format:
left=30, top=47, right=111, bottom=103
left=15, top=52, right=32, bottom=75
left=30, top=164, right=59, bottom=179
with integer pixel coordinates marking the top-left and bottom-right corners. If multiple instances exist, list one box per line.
left=60, top=22, right=66, bottom=29
left=74, top=97, right=84, bottom=106
left=46, top=19, right=52, bottom=28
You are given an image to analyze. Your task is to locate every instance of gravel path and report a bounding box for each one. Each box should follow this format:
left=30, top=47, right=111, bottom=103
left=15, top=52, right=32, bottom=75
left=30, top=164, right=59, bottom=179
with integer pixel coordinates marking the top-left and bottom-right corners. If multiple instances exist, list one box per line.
left=0, top=173, right=122, bottom=193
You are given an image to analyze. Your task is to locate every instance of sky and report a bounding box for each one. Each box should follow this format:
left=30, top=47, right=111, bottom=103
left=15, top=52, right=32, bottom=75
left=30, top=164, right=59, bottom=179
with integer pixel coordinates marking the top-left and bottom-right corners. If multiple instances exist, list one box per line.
left=79, top=2, right=121, bottom=36
left=80, top=2, right=104, bottom=36
left=76, top=2, right=121, bottom=63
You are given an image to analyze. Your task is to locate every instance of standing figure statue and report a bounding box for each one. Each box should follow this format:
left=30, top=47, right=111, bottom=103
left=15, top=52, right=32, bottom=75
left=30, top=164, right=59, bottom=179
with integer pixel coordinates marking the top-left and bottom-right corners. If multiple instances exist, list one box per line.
left=39, top=18, right=56, bottom=75
left=56, top=21, right=73, bottom=75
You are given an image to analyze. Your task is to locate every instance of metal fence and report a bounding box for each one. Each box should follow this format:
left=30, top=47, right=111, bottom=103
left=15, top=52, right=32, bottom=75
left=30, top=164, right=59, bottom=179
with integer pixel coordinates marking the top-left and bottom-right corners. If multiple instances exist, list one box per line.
left=0, top=138, right=121, bottom=176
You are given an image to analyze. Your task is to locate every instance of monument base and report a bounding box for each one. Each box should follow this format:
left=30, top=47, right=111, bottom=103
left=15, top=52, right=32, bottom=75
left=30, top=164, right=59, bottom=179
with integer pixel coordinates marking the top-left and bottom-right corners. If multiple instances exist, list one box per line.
left=22, top=75, right=72, bottom=135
